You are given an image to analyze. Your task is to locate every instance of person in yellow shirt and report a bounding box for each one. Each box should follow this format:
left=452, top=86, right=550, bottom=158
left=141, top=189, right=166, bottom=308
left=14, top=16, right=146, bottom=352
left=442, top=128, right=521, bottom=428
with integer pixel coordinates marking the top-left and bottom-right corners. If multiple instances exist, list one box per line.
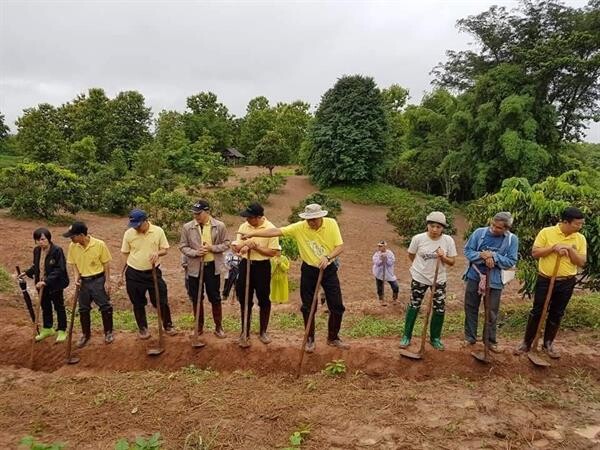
left=63, top=221, right=113, bottom=348
left=270, top=246, right=290, bottom=304
left=179, top=199, right=230, bottom=338
left=231, top=202, right=279, bottom=345
left=241, top=203, right=349, bottom=353
left=515, top=207, right=587, bottom=358
left=119, top=209, right=177, bottom=339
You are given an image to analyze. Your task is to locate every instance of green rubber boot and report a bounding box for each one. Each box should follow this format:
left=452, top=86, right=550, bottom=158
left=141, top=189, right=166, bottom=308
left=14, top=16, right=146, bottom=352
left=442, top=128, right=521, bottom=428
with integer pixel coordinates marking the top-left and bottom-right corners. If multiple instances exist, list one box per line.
left=399, top=306, right=419, bottom=348
left=430, top=312, right=445, bottom=351
left=55, top=330, right=68, bottom=343
left=35, top=327, right=55, bottom=342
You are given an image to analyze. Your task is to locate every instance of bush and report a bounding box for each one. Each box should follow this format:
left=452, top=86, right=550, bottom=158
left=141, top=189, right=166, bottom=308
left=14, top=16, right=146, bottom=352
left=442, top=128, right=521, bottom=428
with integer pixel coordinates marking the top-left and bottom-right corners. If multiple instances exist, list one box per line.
left=288, top=192, right=342, bottom=223
left=323, top=182, right=422, bottom=206
left=0, top=162, right=84, bottom=218
left=139, top=188, right=192, bottom=236
left=280, top=236, right=299, bottom=261
left=387, top=196, right=456, bottom=246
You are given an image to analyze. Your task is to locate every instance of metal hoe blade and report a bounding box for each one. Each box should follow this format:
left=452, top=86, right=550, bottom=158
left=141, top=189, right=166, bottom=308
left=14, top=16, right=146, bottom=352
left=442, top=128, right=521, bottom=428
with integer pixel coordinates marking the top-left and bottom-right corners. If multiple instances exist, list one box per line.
left=65, top=356, right=80, bottom=365
left=147, top=347, right=164, bottom=356
left=399, top=348, right=423, bottom=360
left=471, top=350, right=490, bottom=364
left=527, top=351, right=551, bottom=367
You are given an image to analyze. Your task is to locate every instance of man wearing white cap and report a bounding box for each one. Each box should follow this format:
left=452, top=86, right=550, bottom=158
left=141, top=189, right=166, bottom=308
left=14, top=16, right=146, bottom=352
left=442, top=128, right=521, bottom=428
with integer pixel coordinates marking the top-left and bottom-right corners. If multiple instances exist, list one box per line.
left=400, top=211, right=457, bottom=351
left=372, top=240, right=399, bottom=306
left=240, top=203, right=349, bottom=352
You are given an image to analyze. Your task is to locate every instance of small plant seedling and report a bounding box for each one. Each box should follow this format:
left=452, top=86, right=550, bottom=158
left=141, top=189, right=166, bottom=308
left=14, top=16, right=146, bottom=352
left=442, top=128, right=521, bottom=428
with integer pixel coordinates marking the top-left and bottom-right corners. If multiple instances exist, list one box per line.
left=281, top=424, right=311, bottom=450
left=114, top=432, right=162, bottom=450
left=19, top=435, right=65, bottom=450
left=324, top=359, right=346, bottom=377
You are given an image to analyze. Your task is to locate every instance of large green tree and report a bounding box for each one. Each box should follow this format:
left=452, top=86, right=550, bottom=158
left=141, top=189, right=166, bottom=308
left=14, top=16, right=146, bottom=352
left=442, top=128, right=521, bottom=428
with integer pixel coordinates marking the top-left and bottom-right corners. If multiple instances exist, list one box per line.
left=183, top=92, right=234, bottom=150
left=15, top=104, right=67, bottom=162
left=239, top=96, right=276, bottom=160
left=307, top=75, right=388, bottom=187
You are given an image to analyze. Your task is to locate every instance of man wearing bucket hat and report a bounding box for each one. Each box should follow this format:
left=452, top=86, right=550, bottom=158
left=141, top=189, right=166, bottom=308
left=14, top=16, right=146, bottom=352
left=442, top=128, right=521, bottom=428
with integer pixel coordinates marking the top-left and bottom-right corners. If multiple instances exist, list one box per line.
left=372, top=240, right=399, bottom=306
left=231, top=202, right=280, bottom=345
left=240, top=203, right=349, bottom=352
left=179, top=199, right=230, bottom=338
left=119, top=209, right=177, bottom=338
left=463, top=212, right=518, bottom=352
left=399, top=212, right=457, bottom=351
left=63, top=221, right=114, bottom=347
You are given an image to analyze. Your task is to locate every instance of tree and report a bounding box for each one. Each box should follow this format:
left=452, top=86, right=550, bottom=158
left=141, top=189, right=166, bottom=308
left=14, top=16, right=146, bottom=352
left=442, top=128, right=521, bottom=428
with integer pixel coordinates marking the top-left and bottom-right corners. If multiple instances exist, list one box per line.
left=66, top=136, right=98, bottom=174
left=432, top=0, right=600, bottom=141
left=307, top=75, right=388, bottom=187
left=15, top=104, right=66, bottom=162
left=239, top=96, right=276, bottom=160
left=273, top=101, right=312, bottom=163
left=0, top=112, right=9, bottom=153
left=183, top=92, right=234, bottom=150
left=253, top=130, right=286, bottom=176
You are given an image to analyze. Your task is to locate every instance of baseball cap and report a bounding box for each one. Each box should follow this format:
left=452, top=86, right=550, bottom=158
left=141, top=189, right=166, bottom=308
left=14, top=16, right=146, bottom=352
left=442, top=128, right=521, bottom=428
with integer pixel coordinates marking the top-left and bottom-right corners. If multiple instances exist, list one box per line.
left=240, top=202, right=264, bottom=218
left=128, top=209, right=148, bottom=228
left=191, top=200, right=210, bottom=213
left=63, top=221, right=88, bottom=238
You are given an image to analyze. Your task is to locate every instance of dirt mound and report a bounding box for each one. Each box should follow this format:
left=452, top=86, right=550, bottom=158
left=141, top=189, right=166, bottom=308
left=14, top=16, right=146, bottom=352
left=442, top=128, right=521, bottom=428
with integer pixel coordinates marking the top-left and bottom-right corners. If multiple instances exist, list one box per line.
left=2, top=325, right=598, bottom=382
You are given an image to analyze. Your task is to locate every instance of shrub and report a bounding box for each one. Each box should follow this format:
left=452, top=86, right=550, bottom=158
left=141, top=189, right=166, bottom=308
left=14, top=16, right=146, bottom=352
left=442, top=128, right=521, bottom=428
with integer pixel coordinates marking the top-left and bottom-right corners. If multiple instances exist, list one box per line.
left=387, top=196, right=456, bottom=246
left=288, top=192, right=342, bottom=223
left=139, top=188, right=192, bottom=236
left=0, top=162, right=84, bottom=218
left=281, top=236, right=300, bottom=260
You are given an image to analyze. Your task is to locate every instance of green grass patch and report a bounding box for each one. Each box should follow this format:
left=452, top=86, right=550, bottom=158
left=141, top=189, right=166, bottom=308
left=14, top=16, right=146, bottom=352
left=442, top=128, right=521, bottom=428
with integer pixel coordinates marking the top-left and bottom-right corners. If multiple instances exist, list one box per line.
left=0, top=154, right=24, bottom=169
left=323, top=183, right=427, bottom=206
left=0, top=265, right=13, bottom=294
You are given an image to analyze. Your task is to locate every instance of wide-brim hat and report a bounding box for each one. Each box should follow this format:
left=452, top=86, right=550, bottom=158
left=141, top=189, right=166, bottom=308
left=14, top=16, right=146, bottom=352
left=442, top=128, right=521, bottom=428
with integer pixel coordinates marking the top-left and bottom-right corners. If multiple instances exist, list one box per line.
left=425, top=211, right=448, bottom=227
left=299, top=203, right=328, bottom=219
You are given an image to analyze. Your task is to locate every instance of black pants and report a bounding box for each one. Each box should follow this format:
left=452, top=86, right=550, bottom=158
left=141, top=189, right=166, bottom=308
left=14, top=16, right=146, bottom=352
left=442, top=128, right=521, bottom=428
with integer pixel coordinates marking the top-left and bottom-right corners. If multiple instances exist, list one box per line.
left=235, top=259, right=271, bottom=309
left=187, top=261, right=221, bottom=305
left=525, top=275, right=576, bottom=344
left=222, top=266, right=239, bottom=298
left=125, top=266, right=173, bottom=329
left=41, top=289, right=67, bottom=331
left=78, top=275, right=112, bottom=313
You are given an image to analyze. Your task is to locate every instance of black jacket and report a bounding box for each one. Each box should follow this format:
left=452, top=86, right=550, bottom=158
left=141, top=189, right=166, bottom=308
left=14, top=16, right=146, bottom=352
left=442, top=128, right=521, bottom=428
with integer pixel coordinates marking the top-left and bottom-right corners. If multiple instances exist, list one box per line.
left=25, top=244, right=69, bottom=292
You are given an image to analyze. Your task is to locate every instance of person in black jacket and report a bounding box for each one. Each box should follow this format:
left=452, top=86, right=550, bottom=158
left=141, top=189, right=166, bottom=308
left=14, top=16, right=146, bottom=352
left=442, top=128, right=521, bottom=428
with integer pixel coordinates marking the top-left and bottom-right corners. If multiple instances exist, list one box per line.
left=20, top=228, right=70, bottom=342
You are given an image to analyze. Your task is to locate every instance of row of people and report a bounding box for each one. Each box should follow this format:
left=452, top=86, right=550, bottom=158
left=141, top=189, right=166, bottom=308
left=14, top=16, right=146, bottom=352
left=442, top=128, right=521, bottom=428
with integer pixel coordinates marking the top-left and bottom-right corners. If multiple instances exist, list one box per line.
left=20, top=202, right=586, bottom=358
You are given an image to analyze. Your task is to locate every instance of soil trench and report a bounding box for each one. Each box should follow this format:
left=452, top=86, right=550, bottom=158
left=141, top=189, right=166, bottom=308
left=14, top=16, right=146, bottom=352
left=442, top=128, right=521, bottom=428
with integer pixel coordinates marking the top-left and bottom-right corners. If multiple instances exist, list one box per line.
left=3, top=325, right=598, bottom=381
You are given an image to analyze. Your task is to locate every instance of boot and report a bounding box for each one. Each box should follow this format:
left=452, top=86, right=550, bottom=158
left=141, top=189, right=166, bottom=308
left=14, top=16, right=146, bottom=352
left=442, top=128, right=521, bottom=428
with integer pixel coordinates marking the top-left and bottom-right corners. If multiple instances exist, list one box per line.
left=162, top=304, right=177, bottom=336
left=514, top=314, right=539, bottom=354
left=429, top=311, right=445, bottom=351
left=542, top=320, right=561, bottom=359
left=192, top=300, right=204, bottom=335
left=134, top=307, right=150, bottom=339
left=399, top=306, right=418, bottom=348
left=77, top=311, right=91, bottom=348
left=327, top=313, right=350, bottom=350
left=35, top=327, right=55, bottom=342
left=55, top=330, right=67, bottom=343
left=101, top=307, right=114, bottom=344
left=259, top=304, right=272, bottom=344
left=212, top=303, right=226, bottom=338
left=305, top=336, right=316, bottom=353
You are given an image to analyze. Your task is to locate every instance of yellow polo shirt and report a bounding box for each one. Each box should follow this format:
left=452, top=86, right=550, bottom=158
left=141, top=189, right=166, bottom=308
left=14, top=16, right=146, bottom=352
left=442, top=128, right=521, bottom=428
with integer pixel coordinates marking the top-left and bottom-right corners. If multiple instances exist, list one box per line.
left=235, top=218, right=279, bottom=261
left=534, top=224, right=587, bottom=277
left=67, top=236, right=112, bottom=277
left=121, top=223, right=170, bottom=271
left=198, top=222, right=214, bottom=263
left=280, top=218, right=343, bottom=267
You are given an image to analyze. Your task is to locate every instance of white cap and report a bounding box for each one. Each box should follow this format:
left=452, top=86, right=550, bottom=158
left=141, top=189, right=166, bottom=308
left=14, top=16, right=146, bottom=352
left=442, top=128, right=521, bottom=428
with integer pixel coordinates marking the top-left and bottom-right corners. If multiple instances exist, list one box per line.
left=426, top=211, right=448, bottom=227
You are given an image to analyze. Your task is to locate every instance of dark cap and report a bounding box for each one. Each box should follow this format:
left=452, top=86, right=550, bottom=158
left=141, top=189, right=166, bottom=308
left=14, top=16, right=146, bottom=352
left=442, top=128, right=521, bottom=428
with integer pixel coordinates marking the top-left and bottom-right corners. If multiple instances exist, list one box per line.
left=240, top=202, right=264, bottom=218
left=128, top=209, right=148, bottom=228
left=63, top=221, right=88, bottom=238
left=191, top=199, right=210, bottom=213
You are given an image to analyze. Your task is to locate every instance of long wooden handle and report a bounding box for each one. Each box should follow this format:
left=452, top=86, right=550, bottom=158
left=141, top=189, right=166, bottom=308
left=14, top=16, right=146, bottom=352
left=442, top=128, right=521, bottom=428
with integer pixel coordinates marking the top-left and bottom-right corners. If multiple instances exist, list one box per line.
left=151, top=264, right=164, bottom=346
left=242, top=250, right=252, bottom=342
left=531, top=256, right=562, bottom=351
left=65, top=285, right=81, bottom=361
left=297, top=267, right=324, bottom=378
left=482, top=271, right=492, bottom=361
left=418, top=258, right=441, bottom=356
left=193, top=256, right=205, bottom=339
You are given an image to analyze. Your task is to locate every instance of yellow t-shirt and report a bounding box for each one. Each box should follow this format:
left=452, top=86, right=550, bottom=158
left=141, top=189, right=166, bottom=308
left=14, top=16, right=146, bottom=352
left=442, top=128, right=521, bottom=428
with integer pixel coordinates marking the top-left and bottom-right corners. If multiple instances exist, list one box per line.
left=67, top=236, right=112, bottom=277
left=235, top=218, right=279, bottom=261
left=533, top=224, right=587, bottom=277
left=280, top=218, right=343, bottom=267
left=197, top=222, right=214, bottom=263
left=121, top=223, right=170, bottom=271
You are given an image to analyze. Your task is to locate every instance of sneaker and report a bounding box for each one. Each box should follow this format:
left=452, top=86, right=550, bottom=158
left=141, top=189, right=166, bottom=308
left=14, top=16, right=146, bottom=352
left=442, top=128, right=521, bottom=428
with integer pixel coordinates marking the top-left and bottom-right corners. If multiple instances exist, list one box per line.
left=259, top=333, right=272, bottom=344
left=305, top=339, right=315, bottom=353
left=164, top=327, right=178, bottom=336
left=55, top=330, right=67, bottom=343
left=488, top=343, right=501, bottom=353
left=138, top=328, right=151, bottom=340
left=77, top=334, right=90, bottom=349
left=542, top=343, right=561, bottom=359
left=327, top=339, right=350, bottom=350
left=214, top=329, right=226, bottom=339
left=35, top=327, right=55, bottom=342
left=104, top=331, right=114, bottom=344
left=461, top=339, right=476, bottom=348
left=513, top=342, right=529, bottom=355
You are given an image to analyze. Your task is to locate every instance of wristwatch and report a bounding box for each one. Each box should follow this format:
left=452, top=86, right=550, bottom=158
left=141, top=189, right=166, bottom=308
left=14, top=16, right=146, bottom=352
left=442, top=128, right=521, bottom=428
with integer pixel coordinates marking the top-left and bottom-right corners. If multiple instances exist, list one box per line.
left=325, top=256, right=332, bottom=262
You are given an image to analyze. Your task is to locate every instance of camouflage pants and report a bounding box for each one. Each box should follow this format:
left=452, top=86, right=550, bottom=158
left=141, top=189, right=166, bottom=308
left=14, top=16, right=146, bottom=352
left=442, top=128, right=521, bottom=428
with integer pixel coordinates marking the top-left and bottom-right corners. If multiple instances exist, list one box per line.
left=409, top=279, right=446, bottom=314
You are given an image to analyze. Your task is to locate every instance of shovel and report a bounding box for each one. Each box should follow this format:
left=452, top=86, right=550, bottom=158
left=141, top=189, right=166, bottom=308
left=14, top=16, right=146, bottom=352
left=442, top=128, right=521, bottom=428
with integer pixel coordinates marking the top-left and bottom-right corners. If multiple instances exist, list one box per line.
left=16, top=266, right=37, bottom=328
left=296, top=267, right=324, bottom=378
left=147, top=264, right=165, bottom=356
left=528, top=256, right=562, bottom=367
left=191, top=256, right=206, bottom=348
left=239, top=250, right=252, bottom=348
left=471, top=271, right=492, bottom=364
left=399, top=258, right=441, bottom=360
left=64, top=285, right=81, bottom=364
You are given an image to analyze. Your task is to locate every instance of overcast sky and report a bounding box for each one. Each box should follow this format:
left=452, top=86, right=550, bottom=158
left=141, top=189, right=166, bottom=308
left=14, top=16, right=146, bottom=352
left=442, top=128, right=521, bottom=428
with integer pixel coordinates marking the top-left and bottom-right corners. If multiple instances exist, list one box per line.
left=1, top=0, right=598, bottom=142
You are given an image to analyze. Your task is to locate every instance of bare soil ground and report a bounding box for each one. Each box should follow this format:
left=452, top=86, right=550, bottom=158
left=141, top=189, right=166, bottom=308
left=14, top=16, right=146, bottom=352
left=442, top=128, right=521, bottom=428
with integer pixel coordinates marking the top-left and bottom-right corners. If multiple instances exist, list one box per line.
left=1, top=168, right=598, bottom=449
